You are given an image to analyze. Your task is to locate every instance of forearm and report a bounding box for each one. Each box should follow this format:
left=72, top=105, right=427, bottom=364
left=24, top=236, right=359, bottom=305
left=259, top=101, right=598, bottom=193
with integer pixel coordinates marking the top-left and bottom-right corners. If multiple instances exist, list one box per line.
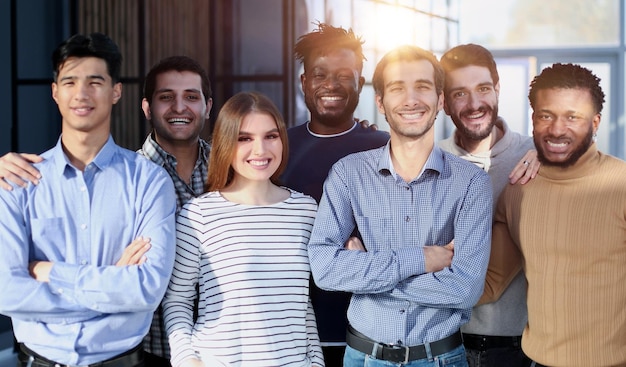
left=477, top=205, right=523, bottom=305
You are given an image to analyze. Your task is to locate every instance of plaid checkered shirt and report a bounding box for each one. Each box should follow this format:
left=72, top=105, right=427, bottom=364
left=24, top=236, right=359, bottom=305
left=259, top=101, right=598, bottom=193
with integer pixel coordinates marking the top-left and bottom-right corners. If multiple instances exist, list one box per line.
left=137, top=132, right=210, bottom=359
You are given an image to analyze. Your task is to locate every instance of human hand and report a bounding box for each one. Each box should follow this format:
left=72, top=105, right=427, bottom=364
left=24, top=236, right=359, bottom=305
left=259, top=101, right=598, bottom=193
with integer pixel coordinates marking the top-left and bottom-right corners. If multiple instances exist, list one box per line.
left=355, top=117, right=378, bottom=131
left=179, top=358, right=205, bottom=367
left=29, top=261, right=53, bottom=282
left=115, top=237, right=151, bottom=266
left=344, top=236, right=366, bottom=251
left=508, top=150, right=540, bottom=185
left=423, top=240, right=454, bottom=273
left=0, top=152, right=43, bottom=190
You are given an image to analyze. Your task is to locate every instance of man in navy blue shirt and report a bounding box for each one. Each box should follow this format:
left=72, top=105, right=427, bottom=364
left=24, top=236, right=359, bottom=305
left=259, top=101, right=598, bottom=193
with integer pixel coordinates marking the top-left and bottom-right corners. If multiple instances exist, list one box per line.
left=281, top=23, right=389, bottom=366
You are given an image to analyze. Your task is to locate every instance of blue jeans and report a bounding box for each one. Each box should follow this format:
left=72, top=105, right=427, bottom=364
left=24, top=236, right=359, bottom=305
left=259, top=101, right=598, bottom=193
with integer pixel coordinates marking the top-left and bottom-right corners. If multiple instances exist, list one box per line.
left=343, top=345, right=468, bottom=367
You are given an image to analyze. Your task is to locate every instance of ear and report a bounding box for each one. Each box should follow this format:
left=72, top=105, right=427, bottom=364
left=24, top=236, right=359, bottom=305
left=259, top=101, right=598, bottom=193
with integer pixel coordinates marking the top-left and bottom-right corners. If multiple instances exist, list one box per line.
left=357, top=75, right=365, bottom=93
left=300, top=73, right=306, bottom=91
left=51, top=82, right=59, bottom=104
left=112, top=83, right=122, bottom=105
left=205, top=97, right=213, bottom=119
left=443, top=95, right=450, bottom=115
left=436, top=91, right=444, bottom=112
left=494, top=81, right=501, bottom=98
left=375, top=94, right=385, bottom=115
left=592, top=113, right=601, bottom=134
left=141, top=98, right=151, bottom=120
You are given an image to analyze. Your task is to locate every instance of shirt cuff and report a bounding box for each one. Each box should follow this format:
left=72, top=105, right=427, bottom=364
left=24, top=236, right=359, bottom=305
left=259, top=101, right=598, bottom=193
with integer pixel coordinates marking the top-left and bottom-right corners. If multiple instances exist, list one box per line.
left=395, top=247, right=424, bottom=279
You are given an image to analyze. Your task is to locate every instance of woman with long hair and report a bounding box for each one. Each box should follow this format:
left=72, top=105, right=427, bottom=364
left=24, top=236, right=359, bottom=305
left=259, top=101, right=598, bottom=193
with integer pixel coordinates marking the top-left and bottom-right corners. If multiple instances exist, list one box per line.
left=163, top=91, right=324, bottom=367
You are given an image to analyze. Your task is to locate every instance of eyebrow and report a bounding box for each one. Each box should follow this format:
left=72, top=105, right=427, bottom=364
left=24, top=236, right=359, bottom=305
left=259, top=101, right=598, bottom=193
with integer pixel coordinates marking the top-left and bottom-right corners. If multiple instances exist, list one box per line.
left=59, top=75, right=106, bottom=82
left=155, top=88, right=202, bottom=94
left=385, top=79, right=434, bottom=88
left=239, top=128, right=280, bottom=135
left=448, top=82, right=492, bottom=93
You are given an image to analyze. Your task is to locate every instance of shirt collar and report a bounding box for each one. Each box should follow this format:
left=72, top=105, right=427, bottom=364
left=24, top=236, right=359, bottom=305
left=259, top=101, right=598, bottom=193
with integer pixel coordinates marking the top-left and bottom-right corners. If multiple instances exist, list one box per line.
left=140, top=132, right=210, bottom=167
left=377, top=141, right=444, bottom=182
left=51, top=135, right=116, bottom=176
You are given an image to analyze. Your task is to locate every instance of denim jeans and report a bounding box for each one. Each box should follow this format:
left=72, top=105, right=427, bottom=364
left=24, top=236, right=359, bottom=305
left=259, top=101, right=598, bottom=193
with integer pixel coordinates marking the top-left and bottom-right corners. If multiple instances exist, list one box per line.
left=343, top=345, right=468, bottom=367
left=465, top=346, right=531, bottom=367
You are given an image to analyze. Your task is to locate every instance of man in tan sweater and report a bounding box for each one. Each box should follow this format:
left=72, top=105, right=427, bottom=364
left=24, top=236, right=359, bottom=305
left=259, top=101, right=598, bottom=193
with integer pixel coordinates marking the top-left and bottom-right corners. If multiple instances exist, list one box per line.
left=481, top=63, right=626, bottom=367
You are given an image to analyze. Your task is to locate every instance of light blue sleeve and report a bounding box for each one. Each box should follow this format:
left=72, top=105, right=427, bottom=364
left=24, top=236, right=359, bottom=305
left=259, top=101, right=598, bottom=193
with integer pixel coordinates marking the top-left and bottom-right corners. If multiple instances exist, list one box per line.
left=390, top=171, right=493, bottom=309
left=0, top=186, right=102, bottom=323
left=307, top=160, right=423, bottom=294
left=47, top=166, right=177, bottom=314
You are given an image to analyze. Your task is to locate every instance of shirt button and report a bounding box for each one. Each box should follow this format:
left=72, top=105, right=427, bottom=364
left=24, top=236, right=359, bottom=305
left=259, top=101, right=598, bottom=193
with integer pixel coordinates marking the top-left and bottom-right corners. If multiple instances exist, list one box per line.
left=58, top=288, right=63, bottom=294
left=405, top=216, right=410, bottom=222
left=80, top=224, right=87, bottom=230
left=399, top=309, right=405, bottom=314
left=80, top=260, right=87, bottom=265
left=80, top=186, right=86, bottom=192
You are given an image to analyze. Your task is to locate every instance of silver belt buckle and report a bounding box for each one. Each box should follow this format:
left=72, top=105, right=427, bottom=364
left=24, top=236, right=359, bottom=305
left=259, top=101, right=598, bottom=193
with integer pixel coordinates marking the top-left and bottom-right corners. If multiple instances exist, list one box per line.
left=390, top=344, right=410, bottom=364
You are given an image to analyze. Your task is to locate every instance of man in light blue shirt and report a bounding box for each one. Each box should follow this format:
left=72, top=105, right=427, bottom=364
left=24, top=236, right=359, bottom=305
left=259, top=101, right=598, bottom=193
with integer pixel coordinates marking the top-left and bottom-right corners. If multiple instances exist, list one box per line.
left=308, top=45, right=493, bottom=367
left=0, top=33, right=176, bottom=367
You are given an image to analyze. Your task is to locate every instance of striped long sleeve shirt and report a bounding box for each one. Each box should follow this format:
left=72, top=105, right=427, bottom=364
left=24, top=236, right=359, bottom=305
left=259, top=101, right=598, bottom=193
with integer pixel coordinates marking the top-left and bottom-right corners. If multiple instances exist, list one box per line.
left=163, top=189, right=324, bottom=367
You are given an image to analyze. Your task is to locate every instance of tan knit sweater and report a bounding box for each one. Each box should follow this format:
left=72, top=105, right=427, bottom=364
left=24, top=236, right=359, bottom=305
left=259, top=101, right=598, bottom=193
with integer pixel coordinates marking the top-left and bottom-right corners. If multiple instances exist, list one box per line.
left=481, top=144, right=626, bottom=367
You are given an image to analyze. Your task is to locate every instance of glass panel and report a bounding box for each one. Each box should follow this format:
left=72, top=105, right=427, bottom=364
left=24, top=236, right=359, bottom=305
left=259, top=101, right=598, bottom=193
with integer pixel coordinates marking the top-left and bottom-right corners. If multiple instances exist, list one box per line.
left=460, top=0, right=620, bottom=48
left=496, top=57, right=535, bottom=136
left=234, top=0, right=283, bottom=75
left=232, top=82, right=285, bottom=117
left=18, top=86, right=60, bottom=153
left=17, top=0, right=66, bottom=80
left=325, top=0, right=353, bottom=26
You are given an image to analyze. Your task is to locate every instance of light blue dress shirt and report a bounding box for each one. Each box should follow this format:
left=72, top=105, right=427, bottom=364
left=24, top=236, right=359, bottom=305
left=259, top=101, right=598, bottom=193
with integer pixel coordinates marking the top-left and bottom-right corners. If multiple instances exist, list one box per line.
left=0, top=136, right=177, bottom=365
left=308, top=143, right=493, bottom=347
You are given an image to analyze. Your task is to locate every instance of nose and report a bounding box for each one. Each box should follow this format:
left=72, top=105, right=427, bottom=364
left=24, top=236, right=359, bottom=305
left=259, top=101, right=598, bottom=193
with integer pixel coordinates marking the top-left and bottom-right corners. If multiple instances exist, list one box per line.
left=171, top=96, right=186, bottom=113
left=323, top=74, right=340, bottom=89
left=404, top=89, right=419, bottom=107
left=252, top=138, right=266, bottom=155
left=468, top=91, right=481, bottom=110
left=73, top=82, right=89, bottom=100
left=548, top=116, right=569, bottom=136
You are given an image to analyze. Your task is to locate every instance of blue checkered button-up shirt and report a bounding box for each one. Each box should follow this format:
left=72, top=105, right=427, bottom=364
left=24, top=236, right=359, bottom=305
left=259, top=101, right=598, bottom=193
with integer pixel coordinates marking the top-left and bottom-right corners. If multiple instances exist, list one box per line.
left=137, top=132, right=210, bottom=359
left=308, top=142, right=493, bottom=347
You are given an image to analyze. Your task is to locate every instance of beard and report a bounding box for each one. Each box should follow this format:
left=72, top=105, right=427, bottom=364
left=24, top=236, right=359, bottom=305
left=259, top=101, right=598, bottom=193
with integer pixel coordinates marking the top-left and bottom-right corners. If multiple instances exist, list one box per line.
left=453, top=104, right=498, bottom=141
left=534, top=125, right=594, bottom=168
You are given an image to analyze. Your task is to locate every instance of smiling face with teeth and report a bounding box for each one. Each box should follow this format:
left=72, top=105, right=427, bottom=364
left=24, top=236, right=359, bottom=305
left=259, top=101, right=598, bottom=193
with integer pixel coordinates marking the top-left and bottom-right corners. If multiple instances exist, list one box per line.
left=532, top=88, right=600, bottom=167
left=443, top=65, right=499, bottom=143
left=231, top=112, right=283, bottom=185
left=142, top=70, right=212, bottom=150
left=532, top=87, right=599, bottom=167
left=375, top=59, right=443, bottom=142
left=301, top=48, right=364, bottom=134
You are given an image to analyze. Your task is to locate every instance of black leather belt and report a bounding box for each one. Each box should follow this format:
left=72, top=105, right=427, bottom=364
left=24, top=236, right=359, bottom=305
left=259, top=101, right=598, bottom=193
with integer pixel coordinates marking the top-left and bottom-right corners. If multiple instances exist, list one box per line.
left=18, top=343, right=143, bottom=367
left=346, top=325, right=463, bottom=363
left=462, top=333, right=522, bottom=352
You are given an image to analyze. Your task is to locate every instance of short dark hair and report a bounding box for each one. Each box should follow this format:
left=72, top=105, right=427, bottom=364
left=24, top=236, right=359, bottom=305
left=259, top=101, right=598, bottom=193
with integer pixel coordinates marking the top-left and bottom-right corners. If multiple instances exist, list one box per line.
left=143, top=56, right=212, bottom=104
left=528, top=63, right=605, bottom=114
left=440, top=43, right=499, bottom=86
left=294, top=22, right=366, bottom=74
left=372, top=45, right=444, bottom=99
left=51, top=33, right=122, bottom=83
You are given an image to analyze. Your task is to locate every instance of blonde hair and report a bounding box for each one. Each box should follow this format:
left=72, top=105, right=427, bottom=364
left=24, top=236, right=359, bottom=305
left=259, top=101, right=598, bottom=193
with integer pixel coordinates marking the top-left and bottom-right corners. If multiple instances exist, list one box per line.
left=206, top=91, right=289, bottom=192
